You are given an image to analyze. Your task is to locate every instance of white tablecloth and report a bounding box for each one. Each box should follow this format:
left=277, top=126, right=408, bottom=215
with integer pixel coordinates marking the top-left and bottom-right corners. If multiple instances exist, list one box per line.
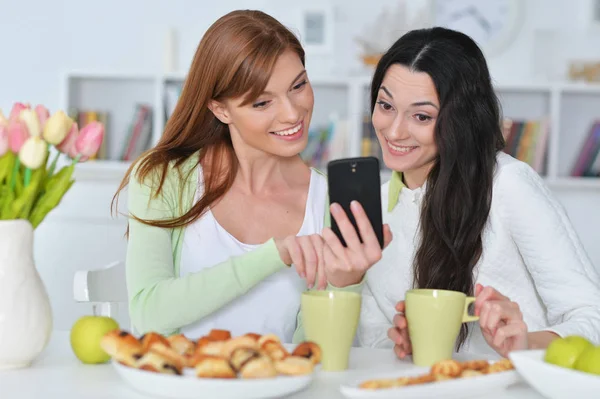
left=0, top=331, right=543, bottom=398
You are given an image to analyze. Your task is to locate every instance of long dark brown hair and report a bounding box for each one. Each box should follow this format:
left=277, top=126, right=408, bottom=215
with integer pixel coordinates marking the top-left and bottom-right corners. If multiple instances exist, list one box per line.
left=112, top=10, right=305, bottom=229
left=371, top=27, right=505, bottom=349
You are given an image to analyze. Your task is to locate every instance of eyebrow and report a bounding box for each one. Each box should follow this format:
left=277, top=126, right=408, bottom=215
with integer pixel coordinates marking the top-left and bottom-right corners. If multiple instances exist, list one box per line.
left=379, top=86, right=439, bottom=110
left=262, top=70, right=307, bottom=96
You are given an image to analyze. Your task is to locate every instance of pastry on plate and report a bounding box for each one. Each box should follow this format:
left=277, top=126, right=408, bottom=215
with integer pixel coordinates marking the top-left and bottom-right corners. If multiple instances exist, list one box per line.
left=139, top=332, right=170, bottom=353
left=100, top=330, right=144, bottom=367
left=221, top=336, right=260, bottom=359
left=207, top=329, right=231, bottom=341
left=292, top=342, right=322, bottom=365
left=239, top=353, right=278, bottom=379
left=258, top=335, right=289, bottom=361
left=137, top=350, right=183, bottom=375
left=430, top=359, right=463, bottom=378
left=195, top=354, right=236, bottom=378
left=487, top=358, right=514, bottom=373
left=273, top=356, right=314, bottom=376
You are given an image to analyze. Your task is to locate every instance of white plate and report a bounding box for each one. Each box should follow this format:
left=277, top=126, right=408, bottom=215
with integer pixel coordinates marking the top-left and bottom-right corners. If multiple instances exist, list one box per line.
left=112, top=360, right=314, bottom=399
left=339, top=365, right=520, bottom=399
left=509, top=349, right=600, bottom=399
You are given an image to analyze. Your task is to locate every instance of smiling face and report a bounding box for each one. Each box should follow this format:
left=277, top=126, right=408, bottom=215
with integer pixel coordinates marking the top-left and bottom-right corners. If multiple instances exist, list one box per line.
left=372, top=64, right=440, bottom=188
left=209, top=50, right=314, bottom=159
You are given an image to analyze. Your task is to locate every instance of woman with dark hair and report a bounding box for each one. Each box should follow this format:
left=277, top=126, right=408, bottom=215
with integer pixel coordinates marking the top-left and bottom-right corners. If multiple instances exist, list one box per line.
left=111, top=10, right=384, bottom=342
left=354, top=27, right=600, bottom=357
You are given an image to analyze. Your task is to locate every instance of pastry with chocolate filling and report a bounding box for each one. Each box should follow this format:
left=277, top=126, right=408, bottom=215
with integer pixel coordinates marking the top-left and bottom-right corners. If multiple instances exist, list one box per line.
left=230, top=348, right=260, bottom=372
left=274, top=356, right=314, bottom=376
left=207, top=329, right=231, bottom=341
left=259, top=338, right=289, bottom=361
left=100, top=330, right=144, bottom=367
left=137, top=350, right=183, bottom=375
left=194, top=355, right=236, bottom=378
left=239, top=353, right=277, bottom=379
left=167, top=334, right=195, bottom=356
left=139, top=332, right=171, bottom=353
left=292, top=342, right=322, bottom=365
left=221, top=336, right=259, bottom=359
left=148, top=342, right=186, bottom=370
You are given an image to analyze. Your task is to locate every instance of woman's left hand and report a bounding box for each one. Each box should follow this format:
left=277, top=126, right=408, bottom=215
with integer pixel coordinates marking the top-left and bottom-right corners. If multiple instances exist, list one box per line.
left=321, top=201, right=393, bottom=288
left=475, top=283, right=529, bottom=357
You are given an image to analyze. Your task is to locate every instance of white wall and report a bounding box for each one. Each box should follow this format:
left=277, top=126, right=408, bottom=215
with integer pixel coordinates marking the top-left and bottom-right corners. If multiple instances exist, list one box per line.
left=2, top=0, right=599, bottom=331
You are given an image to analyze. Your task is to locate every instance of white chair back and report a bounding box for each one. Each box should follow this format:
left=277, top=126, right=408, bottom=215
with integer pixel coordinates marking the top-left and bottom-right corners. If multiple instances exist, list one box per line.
left=73, top=260, right=130, bottom=328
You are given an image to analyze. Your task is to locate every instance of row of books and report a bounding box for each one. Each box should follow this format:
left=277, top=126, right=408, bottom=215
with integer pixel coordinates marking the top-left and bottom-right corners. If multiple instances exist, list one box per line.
left=502, top=118, right=550, bottom=174
left=68, top=104, right=154, bottom=161
left=571, top=121, right=600, bottom=177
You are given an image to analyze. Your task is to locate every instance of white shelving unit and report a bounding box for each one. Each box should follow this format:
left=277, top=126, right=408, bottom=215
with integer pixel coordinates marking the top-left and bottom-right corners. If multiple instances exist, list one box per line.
left=61, top=71, right=600, bottom=189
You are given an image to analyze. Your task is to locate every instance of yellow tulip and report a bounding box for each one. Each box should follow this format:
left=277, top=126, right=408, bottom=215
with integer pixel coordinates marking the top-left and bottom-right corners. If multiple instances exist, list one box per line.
left=19, top=109, right=41, bottom=137
left=43, top=110, right=73, bottom=145
left=19, top=136, right=48, bottom=169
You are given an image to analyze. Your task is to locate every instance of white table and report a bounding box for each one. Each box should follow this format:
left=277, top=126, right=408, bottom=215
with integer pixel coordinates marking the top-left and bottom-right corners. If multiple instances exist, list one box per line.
left=0, top=331, right=544, bottom=398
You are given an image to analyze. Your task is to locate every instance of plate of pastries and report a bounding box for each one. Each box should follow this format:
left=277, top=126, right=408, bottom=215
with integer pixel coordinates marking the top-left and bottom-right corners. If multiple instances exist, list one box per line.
left=100, top=328, right=321, bottom=399
left=340, top=357, right=519, bottom=399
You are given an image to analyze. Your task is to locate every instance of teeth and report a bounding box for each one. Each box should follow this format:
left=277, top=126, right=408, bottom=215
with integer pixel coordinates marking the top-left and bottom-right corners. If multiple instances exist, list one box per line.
left=388, top=142, right=417, bottom=153
left=272, top=123, right=302, bottom=136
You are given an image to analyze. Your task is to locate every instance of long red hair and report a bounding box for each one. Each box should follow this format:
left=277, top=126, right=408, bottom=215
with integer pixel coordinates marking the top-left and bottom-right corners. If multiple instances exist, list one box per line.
left=112, top=10, right=305, bottom=229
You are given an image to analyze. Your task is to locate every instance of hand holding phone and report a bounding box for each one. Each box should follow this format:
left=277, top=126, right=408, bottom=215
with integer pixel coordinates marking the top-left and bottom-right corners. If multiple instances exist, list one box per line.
left=322, top=157, right=392, bottom=288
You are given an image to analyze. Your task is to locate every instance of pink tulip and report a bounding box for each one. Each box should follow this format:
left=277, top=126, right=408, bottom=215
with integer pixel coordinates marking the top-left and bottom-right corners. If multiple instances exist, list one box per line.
left=56, top=121, right=78, bottom=155
left=8, top=119, right=29, bottom=153
left=0, top=110, right=7, bottom=126
left=9, top=102, right=30, bottom=122
left=75, top=121, right=104, bottom=159
left=0, top=125, right=8, bottom=156
left=34, top=105, right=50, bottom=128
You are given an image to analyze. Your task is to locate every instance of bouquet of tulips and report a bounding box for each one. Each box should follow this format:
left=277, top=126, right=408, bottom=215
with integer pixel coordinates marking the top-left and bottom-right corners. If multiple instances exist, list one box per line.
left=0, top=102, right=104, bottom=228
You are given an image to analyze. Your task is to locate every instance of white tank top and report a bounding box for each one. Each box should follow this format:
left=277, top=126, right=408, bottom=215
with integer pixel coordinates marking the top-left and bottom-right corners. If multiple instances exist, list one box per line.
left=179, top=167, right=327, bottom=343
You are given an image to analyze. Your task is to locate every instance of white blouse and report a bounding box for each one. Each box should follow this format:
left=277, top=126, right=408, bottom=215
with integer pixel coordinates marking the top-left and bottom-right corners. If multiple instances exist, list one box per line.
left=358, top=152, right=600, bottom=356
left=178, top=167, right=328, bottom=343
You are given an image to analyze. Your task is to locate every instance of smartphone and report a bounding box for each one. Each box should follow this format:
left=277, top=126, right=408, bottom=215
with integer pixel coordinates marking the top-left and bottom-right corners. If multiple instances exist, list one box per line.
left=327, top=157, right=384, bottom=248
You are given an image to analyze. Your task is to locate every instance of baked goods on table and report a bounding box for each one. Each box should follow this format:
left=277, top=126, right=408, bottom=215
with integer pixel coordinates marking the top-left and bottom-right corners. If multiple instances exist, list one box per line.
left=100, top=329, right=321, bottom=379
left=359, top=358, right=515, bottom=389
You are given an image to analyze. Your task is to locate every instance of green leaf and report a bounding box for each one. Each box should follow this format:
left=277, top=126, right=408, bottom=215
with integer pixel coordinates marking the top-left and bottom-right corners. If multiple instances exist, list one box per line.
left=29, top=164, right=75, bottom=228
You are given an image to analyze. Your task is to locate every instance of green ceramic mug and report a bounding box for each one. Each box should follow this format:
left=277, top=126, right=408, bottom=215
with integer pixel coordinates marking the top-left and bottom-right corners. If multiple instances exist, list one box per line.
left=300, top=290, right=362, bottom=371
left=404, top=289, right=479, bottom=367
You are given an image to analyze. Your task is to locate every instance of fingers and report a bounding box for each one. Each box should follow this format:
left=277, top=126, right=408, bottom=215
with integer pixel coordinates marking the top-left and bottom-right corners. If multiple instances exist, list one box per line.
left=297, top=236, right=318, bottom=289
left=475, top=285, right=509, bottom=316
left=322, top=226, right=351, bottom=267
left=310, top=234, right=327, bottom=290
left=395, top=301, right=405, bottom=313
left=492, top=321, right=528, bottom=350
left=330, top=203, right=362, bottom=248
left=393, top=313, right=408, bottom=330
left=479, top=300, right=522, bottom=335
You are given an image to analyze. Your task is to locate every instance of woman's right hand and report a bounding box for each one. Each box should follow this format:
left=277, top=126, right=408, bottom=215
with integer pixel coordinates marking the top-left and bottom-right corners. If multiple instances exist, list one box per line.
left=274, top=234, right=328, bottom=290
left=388, top=300, right=412, bottom=359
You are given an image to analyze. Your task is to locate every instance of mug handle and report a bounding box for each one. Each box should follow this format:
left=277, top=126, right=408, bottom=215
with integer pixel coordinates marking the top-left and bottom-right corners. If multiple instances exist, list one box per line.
left=462, top=297, right=479, bottom=323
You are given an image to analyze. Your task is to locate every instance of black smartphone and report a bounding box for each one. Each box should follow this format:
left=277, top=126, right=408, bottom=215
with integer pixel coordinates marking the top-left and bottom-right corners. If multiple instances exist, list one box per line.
left=327, top=157, right=384, bottom=248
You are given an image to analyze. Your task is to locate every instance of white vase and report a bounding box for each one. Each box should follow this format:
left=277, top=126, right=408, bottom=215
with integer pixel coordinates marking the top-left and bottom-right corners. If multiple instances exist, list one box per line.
left=0, top=219, right=53, bottom=369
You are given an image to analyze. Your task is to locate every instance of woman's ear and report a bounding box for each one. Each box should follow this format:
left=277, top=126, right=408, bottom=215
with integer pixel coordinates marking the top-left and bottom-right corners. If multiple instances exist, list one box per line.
left=208, top=100, right=231, bottom=124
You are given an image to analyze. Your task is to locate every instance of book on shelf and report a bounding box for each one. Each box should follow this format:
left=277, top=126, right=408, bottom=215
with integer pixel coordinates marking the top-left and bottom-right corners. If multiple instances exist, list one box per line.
left=68, top=109, right=109, bottom=160
left=120, top=104, right=154, bottom=161
left=502, top=117, right=550, bottom=174
left=301, top=115, right=347, bottom=171
left=571, top=121, right=600, bottom=177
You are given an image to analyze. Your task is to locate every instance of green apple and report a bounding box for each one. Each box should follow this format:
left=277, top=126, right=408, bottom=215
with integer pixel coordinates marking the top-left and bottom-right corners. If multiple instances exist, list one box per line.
left=70, top=315, right=119, bottom=364
left=544, top=336, right=592, bottom=369
left=574, top=346, right=600, bottom=376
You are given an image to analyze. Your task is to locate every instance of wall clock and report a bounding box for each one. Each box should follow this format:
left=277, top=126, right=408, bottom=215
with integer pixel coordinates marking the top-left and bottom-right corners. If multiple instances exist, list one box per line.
left=432, top=0, right=525, bottom=56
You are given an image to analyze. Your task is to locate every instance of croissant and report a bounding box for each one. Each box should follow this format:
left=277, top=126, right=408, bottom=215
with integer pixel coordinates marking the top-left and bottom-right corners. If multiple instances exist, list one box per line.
left=100, top=330, right=144, bottom=367
left=230, top=347, right=260, bottom=372
left=137, top=350, right=183, bottom=375
left=207, top=329, right=231, bottom=342
left=430, top=359, right=463, bottom=378
left=273, top=356, right=314, bottom=376
left=194, top=355, right=236, bottom=378
left=239, top=353, right=278, bottom=379
left=292, top=342, right=322, bottom=365
left=139, top=332, right=170, bottom=353
left=259, top=336, right=289, bottom=361
left=221, top=336, right=259, bottom=359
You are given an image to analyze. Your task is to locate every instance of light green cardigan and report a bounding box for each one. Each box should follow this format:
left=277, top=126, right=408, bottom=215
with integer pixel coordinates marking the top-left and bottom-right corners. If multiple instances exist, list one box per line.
left=125, top=153, right=363, bottom=342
